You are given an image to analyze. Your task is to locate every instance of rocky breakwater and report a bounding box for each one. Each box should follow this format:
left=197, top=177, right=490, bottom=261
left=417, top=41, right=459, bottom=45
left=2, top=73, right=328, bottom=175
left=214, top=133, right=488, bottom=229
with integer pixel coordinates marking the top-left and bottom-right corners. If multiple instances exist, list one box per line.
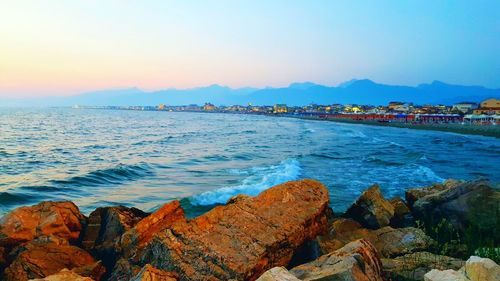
left=0, top=178, right=498, bottom=281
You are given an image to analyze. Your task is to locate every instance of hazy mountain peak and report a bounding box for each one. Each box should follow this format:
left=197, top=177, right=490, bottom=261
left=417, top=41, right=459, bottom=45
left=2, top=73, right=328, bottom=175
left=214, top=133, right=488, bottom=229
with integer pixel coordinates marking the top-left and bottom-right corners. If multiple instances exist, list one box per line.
left=288, top=82, right=320, bottom=90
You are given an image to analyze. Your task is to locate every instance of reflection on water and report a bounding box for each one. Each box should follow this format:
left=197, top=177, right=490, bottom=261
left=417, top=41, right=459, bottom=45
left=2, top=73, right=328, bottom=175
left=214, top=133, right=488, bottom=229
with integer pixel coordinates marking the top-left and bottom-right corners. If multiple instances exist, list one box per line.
left=0, top=108, right=499, bottom=217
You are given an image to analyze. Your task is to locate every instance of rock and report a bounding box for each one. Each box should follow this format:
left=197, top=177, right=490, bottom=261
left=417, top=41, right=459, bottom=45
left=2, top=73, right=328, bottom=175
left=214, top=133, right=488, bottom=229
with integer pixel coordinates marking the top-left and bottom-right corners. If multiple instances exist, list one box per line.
left=463, top=256, right=500, bottom=281
left=382, top=252, right=464, bottom=281
left=72, top=261, right=107, bottom=281
left=424, top=269, right=469, bottom=281
left=344, top=184, right=395, bottom=229
left=318, top=218, right=434, bottom=258
left=137, top=179, right=330, bottom=281
left=406, top=179, right=462, bottom=208
left=81, top=206, right=148, bottom=252
left=0, top=246, right=6, bottom=269
left=130, top=264, right=178, bottom=281
left=108, top=258, right=141, bottom=281
left=3, top=239, right=97, bottom=281
left=29, top=269, right=94, bottom=281
left=289, top=239, right=384, bottom=281
left=389, top=197, right=413, bottom=227
left=409, top=180, right=500, bottom=236
left=118, top=200, right=186, bottom=258
left=256, top=267, right=300, bottom=281
left=0, top=201, right=86, bottom=248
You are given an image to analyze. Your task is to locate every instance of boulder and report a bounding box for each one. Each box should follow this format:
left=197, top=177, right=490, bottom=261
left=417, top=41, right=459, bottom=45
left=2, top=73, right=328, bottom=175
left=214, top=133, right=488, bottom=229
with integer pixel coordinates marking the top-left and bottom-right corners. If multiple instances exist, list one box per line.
left=463, top=256, right=500, bottom=281
left=135, top=179, right=330, bottom=281
left=408, top=180, right=500, bottom=236
left=108, top=258, right=141, bottom=281
left=0, top=201, right=86, bottom=248
left=382, top=252, right=464, bottom=281
left=317, top=218, right=434, bottom=258
left=118, top=200, right=186, bottom=258
left=29, top=269, right=94, bottom=281
left=130, top=264, right=178, bottom=281
left=81, top=205, right=148, bottom=252
left=72, top=261, right=106, bottom=281
left=389, top=197, right=413, bottom=227
left=344, top=184, right=395, bottom=229
left=406, top=179, right=462, bottom=208
left=3, top=239, right=97, bottom=281
left=256, top=267, right=300, bottom=281
left=289, top=239, right=384, bottom=281
left=424, top=269, right=469, bottom=281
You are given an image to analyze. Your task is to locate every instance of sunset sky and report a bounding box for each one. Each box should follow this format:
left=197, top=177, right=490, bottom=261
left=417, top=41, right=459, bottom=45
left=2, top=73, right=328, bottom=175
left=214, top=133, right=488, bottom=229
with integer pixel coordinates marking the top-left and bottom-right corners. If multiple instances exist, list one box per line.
left=1, top=0, right=499, bottom=98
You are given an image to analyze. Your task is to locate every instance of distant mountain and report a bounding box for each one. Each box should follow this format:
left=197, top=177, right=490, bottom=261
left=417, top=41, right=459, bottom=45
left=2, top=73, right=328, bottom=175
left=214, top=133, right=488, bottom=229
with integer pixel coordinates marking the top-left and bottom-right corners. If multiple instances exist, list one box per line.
left=1, top=80, right=499, bottom=107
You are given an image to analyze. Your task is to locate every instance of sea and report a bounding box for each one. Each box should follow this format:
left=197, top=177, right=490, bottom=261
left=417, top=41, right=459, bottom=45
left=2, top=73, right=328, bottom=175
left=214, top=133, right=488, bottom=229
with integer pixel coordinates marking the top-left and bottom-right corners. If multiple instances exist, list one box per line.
left=1, top=108, right=499, bottom=217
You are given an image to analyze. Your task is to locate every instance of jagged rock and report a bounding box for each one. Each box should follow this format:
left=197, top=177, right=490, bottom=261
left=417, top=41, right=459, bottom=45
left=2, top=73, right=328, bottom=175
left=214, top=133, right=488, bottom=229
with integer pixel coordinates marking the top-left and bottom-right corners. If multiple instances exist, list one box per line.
left=72, top=261, right=107, bottom=281
left=108, top=258, right=141, bottom=281
left=463, top=256, right=500, bottom=281
left=130, top=264, right=178, bottom=281
left=406, top=179, right=462, bottom=208
left=382, top=252, right=464, bottom=281
left=81, top=206, right=148, bottom=252
left=29, top=269, right=94, bottom=281
left=408, top=180, right=500, bottom=235
left=135, top=179, right=329, bottom=281
left=389, top=197, right=413, bottom=227
left=3, top=239, right=96, bottom=281
left=289, top=239, right=384, bottom=281
left=345, top=184, right=395, bottom=229
left=318, top=218, right=434, bottom=258
left=0, top=201, right=86, bottom=248
left=424, top=269, right=469, bottom=281
left=256, top=267, right=300, bottom=281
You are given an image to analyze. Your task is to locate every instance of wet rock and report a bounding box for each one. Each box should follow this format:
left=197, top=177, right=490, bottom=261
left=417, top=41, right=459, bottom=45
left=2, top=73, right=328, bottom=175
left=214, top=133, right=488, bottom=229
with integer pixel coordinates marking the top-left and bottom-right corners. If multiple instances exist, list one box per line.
left=405, top=179, right=462, bottom=208
left=424, top=269, right=469, bottom=281
left=29, top=269, right=94, bottom=281
left=389, top=197, right=413, bottom=227
left=138, top=179, right=330, bottom=281
left=345, top=184, right=395, bottom=229
left=0, top=201, right=86, bottom=248
left=289, top=239, right=384, bottom=281
left=463, top=256, right=500, bottom=281
left=118, top=200, right=186, bottom=258
left=256, top=267, right=300, bottom=281
left=81, top=206, right=148, bottom=252
left=130, top=264, right=178, bottom=281
left=382, top=252, right=464, bottom=281
left=318, top=218, right=434, bottom=258
left=409, top=180, right=500, bottom=235
left=3, top=239, right=96, bottom=281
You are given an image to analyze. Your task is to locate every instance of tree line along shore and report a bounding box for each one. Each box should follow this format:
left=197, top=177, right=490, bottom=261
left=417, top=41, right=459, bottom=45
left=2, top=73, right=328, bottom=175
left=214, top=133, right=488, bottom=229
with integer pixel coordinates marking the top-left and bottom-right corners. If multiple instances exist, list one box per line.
left=0, top=178, right=498, bottom=281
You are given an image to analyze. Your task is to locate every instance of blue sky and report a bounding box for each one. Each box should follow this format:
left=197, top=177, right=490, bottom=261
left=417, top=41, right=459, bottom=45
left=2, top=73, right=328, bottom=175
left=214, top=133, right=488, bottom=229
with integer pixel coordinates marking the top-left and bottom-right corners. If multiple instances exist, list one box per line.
left=1, top=0, right=499, bottom=97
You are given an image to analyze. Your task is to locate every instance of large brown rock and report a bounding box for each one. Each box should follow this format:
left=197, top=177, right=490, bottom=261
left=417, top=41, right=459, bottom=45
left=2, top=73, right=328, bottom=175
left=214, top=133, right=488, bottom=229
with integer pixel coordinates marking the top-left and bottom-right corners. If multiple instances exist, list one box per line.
left=3, top=238, right=97, bottom=281
left=405, top=179, right=462, bottom=208
left=463, top=256, right=500, bottom=281
left=389, top=197, right=413, bottom=227
left=256, top=267, right=300, bottom=281
left=289, top=239, right=384, bottom=281
left=30, top=269, right=95, bottom=281
left=318, top=218, right=434, bottom=258
left=130, top=264, right=178, bottom=281
left=382, top=252, right=464, bottom=281
left=345, top=184, right=395, bottom=229
left=81, top=206, right=148, bottom=252
left=408, top=180, right=500, bottom=236
left=0, top=201, right=86, bottom=247
left=131, top=179, right=330, bottom=281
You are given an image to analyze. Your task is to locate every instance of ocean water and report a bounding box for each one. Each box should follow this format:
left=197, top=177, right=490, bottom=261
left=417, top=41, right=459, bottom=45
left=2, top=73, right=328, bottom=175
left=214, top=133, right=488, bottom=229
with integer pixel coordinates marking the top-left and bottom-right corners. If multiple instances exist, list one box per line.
left=0, top=108, right=499, bottom=217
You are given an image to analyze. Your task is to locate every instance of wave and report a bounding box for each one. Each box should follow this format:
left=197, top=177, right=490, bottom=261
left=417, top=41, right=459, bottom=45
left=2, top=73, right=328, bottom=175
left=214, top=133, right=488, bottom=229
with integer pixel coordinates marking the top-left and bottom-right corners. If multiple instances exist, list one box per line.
left=50, top=163, right=154, bottom=187
left=190, top=158, right=301, bottom=206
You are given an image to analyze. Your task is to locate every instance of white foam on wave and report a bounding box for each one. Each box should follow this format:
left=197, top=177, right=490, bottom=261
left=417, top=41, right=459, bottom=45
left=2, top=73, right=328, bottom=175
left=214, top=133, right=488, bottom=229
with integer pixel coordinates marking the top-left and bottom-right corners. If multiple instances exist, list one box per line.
left=190, top=158, right=301, bottom=206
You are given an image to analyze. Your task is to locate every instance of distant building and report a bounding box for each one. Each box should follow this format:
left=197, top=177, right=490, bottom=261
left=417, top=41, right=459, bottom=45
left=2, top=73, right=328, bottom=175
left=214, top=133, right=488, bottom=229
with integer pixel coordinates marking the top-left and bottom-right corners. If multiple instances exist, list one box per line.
left=388, top=101, right=405, bottom=110
left=203, top=102, right=216, bottom=111
left=157, top=104, right=165, bottom=110
left=473, top=98, right=500, bottom=115
left=452, top=102, right=477, bottom=114
left=273, top=104, right=288, bottom=113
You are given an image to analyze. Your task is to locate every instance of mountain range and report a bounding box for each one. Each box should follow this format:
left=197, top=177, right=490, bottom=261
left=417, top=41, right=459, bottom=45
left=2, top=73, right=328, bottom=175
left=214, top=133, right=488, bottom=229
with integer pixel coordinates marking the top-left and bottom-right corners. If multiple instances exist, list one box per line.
left=1, top=79, right=499, bottom=107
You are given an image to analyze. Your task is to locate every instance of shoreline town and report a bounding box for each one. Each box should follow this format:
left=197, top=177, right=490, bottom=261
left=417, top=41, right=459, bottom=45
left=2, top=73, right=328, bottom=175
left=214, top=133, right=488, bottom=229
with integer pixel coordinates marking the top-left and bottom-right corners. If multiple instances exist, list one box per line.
left=74, top=98, right=500, bottom=138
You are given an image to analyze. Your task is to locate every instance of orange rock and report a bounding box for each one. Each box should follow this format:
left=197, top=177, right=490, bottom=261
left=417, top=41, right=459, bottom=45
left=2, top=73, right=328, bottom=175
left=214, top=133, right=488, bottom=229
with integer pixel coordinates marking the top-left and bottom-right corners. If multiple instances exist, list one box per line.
left=290, top=239, right=384, bottom=281
left=29, top=269, right=95, bottom=281
left=138, top=179, right=330, bottom=281
left=0, top=201, right=86, bottom=247
left=3, top=240, right=96, bottom=281
left=130, top=264, right=178, bottom=281
left=388, top=197, right=412, bottom=227
left=345, top=184, right=395, bottom=229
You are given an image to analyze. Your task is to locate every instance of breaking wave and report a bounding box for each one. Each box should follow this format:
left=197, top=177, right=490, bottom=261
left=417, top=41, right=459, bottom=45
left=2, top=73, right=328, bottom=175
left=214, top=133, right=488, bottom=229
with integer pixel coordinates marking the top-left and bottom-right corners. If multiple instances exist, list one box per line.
left=190, top=158, right=301, bottom=206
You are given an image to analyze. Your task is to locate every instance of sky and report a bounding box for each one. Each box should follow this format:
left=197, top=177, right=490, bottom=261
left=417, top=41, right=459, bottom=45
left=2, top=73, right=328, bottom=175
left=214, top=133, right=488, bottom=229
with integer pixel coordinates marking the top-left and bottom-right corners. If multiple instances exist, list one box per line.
left=1, top=1, right=499, bottom=98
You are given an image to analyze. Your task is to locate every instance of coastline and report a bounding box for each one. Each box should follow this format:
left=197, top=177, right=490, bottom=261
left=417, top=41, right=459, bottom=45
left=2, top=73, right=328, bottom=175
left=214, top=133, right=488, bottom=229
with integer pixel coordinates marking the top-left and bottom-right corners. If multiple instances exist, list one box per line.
left=294, top=116, right=500, bottom=138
